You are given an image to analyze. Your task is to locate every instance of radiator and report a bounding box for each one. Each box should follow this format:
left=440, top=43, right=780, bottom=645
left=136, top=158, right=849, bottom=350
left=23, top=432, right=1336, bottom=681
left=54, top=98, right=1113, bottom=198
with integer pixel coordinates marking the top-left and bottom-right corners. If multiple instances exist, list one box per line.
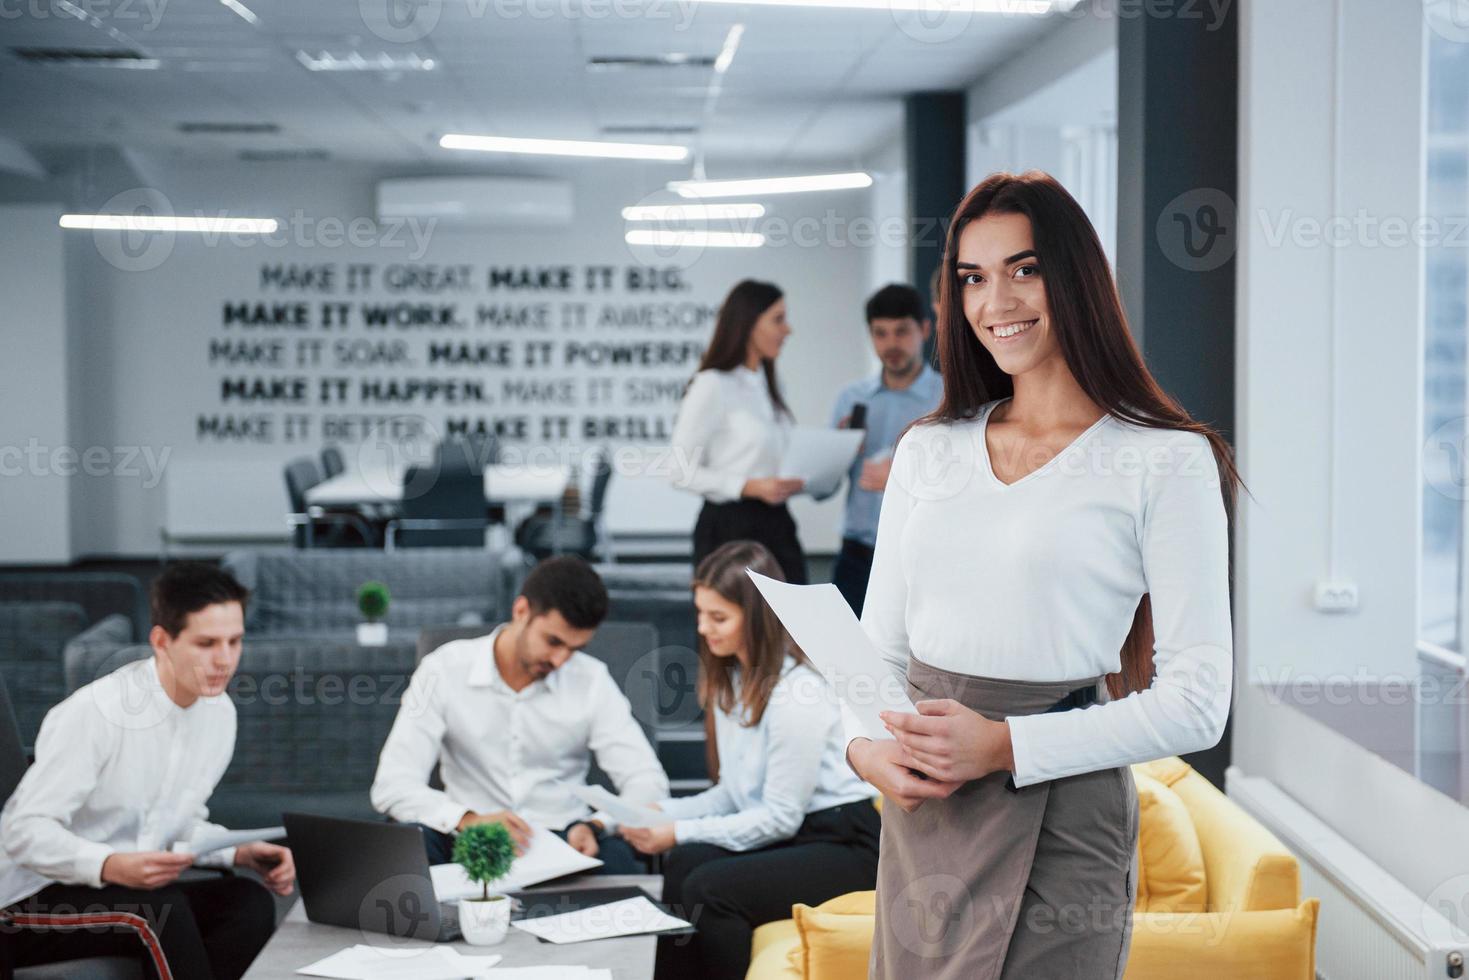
left=1227, top=767, right=1468, bottom=980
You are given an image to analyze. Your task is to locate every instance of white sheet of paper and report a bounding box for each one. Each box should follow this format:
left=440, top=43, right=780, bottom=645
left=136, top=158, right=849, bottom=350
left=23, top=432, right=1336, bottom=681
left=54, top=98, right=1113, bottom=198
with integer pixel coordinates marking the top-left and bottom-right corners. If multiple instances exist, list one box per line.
left=745, top=571, right=916, bottom=741
left=297, top=944, right=500, bottom=979
left=778, top=427, right=864, bottom=489
left=173, top=825, right=284, bottom=855
left=509, top=896, right=691, bottom=945
left=566, top=785, right=662, bottom=828
left=430, top=824, right=602, bottom=900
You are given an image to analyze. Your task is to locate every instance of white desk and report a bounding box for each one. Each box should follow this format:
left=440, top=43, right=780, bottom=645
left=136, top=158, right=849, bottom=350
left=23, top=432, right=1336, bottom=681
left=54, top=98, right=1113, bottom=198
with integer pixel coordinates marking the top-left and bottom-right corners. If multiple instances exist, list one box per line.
left=306, top=464, right=571, bottom=509
left=244, top=874, right=660, bottom=979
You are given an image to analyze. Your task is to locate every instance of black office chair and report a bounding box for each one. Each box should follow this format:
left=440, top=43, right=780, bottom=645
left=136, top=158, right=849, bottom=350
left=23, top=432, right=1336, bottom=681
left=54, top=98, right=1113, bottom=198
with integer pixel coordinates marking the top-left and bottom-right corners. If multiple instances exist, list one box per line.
left=514, top=449, right=612, bottom=561
left=387, top=463, right=488, bottom=549
left=437, top=434, right=498, bottom=472
left=283, top=457, right=373, bottom=548
left=320, top=445, right=346, bottom=478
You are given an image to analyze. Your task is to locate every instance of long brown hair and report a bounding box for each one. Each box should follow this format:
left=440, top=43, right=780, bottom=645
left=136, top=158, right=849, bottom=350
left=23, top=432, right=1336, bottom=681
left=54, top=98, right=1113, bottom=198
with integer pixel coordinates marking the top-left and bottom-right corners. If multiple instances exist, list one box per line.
left=693, top=540, right=810, bottom=727
left=928, top=171, right=1244, bottom=698
left=696, top=279, right=792, bottom=417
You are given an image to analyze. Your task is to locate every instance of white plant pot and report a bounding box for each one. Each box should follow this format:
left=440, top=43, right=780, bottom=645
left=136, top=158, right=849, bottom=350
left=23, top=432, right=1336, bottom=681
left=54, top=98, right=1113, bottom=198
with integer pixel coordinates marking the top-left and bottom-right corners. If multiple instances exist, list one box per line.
left=458, top=895, right=511, bottom=946
left=356, top=622, right=388, bottom=646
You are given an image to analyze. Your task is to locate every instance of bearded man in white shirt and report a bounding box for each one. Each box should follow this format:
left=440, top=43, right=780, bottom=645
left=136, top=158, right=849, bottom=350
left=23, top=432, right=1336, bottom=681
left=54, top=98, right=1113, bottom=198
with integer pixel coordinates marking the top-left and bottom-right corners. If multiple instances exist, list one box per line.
left=371, top=556, right=668, bottom=873
left=0, top=562, right=294, bottom=980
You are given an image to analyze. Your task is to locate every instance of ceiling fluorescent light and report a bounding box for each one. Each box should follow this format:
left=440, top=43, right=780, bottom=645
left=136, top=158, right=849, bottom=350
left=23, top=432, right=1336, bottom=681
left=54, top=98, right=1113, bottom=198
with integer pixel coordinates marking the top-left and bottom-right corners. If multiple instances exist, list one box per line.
left=59, top=214, right=278, bottom=234
left=668, top=172, right=872, bottom=198
left=691, top=0, right=1057, bottom=9
left=714, top=24, right=744, bottom=74
left=622, top=203, right=765, bottom=220
left=440, top=133, right=688, bottom=162
left=625, top=229, right=763, bottom=248
left=296, top=50, right=436, bottom=72
left=219, top=0, right=258, bottom=24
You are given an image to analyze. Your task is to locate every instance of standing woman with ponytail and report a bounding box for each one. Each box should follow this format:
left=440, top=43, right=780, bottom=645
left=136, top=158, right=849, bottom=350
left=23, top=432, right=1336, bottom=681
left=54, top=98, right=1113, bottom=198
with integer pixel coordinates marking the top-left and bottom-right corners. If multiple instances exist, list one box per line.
left=671, top=280, right=809, bottom=584
left=845, top=171, right=1241, bottom=979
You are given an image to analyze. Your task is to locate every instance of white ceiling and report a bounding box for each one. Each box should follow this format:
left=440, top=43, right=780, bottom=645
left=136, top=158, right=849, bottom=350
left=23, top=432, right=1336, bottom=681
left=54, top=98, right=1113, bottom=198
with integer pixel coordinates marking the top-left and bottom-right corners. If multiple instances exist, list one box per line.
left=0, top=0, right=1076, bottom=174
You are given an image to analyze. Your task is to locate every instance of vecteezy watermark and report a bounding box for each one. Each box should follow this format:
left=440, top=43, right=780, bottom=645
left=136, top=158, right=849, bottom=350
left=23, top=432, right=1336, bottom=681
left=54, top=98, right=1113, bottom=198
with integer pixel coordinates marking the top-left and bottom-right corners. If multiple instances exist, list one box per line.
left=1156, top=187, right=1237, bottom=272
left=1425, top=0, right=1469, bottom=43
left=0, top=440, right=170, bottom=489
left=357, top=0, right=696, bottom=44
left=1424, top=416, right=1469, bottom=501
left=0, top=0, right=169, bottom=30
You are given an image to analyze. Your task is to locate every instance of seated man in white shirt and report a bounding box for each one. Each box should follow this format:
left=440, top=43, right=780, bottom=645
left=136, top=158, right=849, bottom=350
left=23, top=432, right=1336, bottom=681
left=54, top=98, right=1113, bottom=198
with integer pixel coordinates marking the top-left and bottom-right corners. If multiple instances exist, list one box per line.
left=370, top=555, right=668, bottom=873
left=0, top=562, right=295, bottom=980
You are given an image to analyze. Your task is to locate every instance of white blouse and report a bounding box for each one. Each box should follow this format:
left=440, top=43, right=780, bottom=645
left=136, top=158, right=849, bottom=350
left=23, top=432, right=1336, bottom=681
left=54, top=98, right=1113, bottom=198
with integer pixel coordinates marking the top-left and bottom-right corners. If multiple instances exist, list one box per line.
left=669, top=366, right=791, bottom=504
left=855, top=397, right=1233, bottom=788
left=658, top=657, right=875, bottom=852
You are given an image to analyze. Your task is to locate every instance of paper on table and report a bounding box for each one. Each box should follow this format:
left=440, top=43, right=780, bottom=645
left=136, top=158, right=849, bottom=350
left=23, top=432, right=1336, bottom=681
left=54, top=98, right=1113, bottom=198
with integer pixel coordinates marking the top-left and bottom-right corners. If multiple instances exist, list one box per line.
left=566, top=784, right=662, bottom=828
left=430, top=824, right=602, bottom=900
left=172, top=825, right=285, bottom=856
left=510, top=896, right=691, bottom=945
left=778, top=427, right=864, bottom=491
left=297, top=944, right=501, bottom=979
left=745, top=571, right=916, bottom=741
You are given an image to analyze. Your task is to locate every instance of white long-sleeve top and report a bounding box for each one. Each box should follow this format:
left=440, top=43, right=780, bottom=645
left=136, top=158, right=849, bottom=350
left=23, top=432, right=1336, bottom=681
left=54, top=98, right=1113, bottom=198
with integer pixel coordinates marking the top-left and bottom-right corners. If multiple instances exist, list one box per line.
left=0, top=658, right=238, bottom=909
left=659, top=656, right=875, bottom=852
left=370, top=626, right=669, bottom=834
left=669, top=366, right=791, bottom=503
left=853, top=398, right=1233, bottom=788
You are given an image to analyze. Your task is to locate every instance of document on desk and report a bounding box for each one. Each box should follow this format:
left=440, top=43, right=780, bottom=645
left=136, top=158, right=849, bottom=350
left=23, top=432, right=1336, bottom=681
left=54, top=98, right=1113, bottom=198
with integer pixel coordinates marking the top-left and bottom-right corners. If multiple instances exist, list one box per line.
left=778, top=427, right=864, bottom=491
left=745, top=571, right=916, bottom=741
left=566, top=784, right=662, bottom=828
left=510, top=896, right=691, bottom=945
left=172, top=825, right=285, bottom=856
left=431, top=824, right=602, bottom=900
left=297, top=944, right=501, bottom=979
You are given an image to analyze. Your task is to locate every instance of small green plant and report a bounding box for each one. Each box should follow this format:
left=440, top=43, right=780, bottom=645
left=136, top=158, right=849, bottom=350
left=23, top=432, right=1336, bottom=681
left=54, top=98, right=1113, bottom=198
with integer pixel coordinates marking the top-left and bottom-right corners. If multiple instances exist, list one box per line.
left=453, top=822, right=516, bottom=901
left=357, top=581, right=390, bottom=622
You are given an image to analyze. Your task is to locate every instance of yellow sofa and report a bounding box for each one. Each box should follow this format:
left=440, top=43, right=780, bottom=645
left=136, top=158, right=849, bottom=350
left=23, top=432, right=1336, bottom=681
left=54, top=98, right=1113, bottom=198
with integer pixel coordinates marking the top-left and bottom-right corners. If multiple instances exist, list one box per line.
left=747, top=757, right=1320, bottom=980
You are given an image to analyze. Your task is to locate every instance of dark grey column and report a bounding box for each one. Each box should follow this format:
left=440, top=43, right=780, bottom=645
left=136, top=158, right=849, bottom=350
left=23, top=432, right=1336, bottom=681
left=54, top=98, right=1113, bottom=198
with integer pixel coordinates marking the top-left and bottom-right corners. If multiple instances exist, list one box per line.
left=1116, top=5, right=1238, bottom=788
left=904, top=91, right=966, bottom=362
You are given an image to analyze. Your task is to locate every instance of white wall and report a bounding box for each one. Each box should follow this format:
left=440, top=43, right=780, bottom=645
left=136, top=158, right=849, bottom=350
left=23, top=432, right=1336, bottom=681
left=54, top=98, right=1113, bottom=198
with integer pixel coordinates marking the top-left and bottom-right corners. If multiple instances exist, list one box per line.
left=15, top=158, right=875, bottom=558
left=0, top=205, right=71, bottom=564
left=1232, top=0, right=1469, bottom=899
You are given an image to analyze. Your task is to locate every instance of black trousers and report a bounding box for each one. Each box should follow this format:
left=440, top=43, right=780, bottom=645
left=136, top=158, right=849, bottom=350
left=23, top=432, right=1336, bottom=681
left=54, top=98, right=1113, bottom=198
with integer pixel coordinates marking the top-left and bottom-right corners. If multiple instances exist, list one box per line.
left=654, top=801, right=881, bottom=980
left=413, top=822, right=648, bottom=875
left=1, top=875, right=276, bottom=980
left=830, top=536, right=876, bottom=616
left=693, top=499, right=808, bottom=584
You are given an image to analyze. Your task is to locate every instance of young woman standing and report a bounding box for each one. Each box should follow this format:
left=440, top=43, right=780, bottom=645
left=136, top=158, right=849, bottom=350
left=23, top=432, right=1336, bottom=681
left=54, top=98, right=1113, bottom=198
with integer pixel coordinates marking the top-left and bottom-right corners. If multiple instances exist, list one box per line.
left=621, top=540, right=880, bottom=980
left=845, top=171, right=1241, bottom=979
left=670, top=280, right=809, bottom=584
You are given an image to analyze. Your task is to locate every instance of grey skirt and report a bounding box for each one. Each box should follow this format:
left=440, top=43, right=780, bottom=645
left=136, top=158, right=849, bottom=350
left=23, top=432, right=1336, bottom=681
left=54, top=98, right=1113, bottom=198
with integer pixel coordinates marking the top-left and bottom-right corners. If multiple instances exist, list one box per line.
left=870, top=657, right=1139, bottom=980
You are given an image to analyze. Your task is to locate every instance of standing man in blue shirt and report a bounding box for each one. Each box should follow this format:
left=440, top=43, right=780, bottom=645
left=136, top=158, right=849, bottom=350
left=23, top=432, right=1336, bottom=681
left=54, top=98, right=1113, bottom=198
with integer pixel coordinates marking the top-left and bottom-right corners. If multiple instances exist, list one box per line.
left=827, top=284, right=944, bottom=615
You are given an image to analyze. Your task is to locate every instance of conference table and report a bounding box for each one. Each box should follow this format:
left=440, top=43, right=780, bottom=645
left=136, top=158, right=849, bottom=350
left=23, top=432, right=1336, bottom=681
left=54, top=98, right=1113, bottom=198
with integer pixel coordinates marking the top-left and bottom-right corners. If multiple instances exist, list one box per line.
left=244, top=873, right=661, bottom=978
left=305, top=462, right=572, bottom=509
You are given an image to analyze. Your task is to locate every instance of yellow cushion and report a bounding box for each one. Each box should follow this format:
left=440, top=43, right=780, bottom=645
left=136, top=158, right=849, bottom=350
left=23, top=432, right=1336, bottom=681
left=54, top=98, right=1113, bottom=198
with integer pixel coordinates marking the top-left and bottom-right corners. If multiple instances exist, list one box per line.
left=748, top=919, right=801, bottom=979
left=1134, top=755, right=1193, bottom=789
left=790, top=891, right=877, bottom=980
left=1123, top=900, right=1320, bottom=980
left=1133, top=769, right=1208, bottom=913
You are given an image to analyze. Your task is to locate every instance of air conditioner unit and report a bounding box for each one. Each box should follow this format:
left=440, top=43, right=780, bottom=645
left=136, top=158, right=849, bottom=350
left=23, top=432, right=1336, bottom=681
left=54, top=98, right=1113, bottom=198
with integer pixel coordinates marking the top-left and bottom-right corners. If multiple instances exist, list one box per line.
left=376, top=176, right=573, bottom=227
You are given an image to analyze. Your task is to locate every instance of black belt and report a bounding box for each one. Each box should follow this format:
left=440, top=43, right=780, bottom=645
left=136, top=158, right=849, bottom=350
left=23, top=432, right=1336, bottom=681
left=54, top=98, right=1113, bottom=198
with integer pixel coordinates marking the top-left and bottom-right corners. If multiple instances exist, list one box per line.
left=1003, top=683, right=1100, bottom=793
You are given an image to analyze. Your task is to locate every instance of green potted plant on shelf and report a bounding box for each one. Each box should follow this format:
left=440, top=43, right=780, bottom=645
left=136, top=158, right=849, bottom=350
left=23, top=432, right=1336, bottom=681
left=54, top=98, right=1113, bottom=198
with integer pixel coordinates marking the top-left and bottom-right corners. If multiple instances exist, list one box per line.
left=355, top=581, right=390, bottom=646
left=452, top=822, right=517, bottom=945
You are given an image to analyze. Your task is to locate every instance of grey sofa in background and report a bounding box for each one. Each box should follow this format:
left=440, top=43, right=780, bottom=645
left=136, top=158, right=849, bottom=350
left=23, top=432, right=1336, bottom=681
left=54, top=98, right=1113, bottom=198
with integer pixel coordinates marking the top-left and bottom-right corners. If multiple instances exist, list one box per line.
left=221, top=547, right=522, bottom=638
left=0, top=572, right=146, bottom=745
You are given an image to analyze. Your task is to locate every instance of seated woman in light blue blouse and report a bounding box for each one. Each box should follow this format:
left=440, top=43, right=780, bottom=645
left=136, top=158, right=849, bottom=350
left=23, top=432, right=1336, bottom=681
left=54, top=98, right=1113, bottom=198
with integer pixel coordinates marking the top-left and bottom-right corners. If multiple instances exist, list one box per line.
left=619, top=540, right=879, bottom=980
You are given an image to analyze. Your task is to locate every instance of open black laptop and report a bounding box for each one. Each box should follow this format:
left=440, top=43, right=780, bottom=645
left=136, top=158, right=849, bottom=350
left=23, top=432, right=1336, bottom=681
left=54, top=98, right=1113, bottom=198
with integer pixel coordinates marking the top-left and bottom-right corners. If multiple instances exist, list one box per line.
left=284, top=812, right=465, bottom=943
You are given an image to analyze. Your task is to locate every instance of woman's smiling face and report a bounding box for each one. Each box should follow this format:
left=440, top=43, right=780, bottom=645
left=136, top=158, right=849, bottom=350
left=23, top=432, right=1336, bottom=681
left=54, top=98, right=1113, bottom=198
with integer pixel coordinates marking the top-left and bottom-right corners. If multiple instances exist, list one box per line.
left=957, top=211, right=1060, bottom=376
